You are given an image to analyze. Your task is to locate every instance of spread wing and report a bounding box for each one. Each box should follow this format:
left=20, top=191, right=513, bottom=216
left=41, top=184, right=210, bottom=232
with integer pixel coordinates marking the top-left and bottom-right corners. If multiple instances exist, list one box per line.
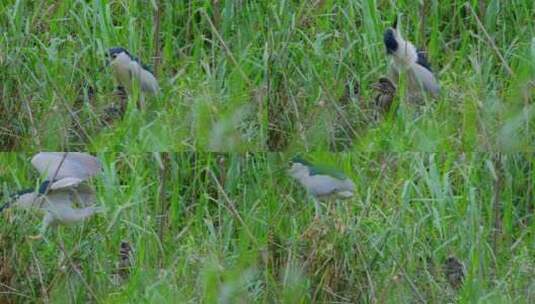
left=71, top=183, right=97, bottom=207
left=42, top=191, right=74, bottom=208
left=31, top=153, right=101, bottom=181
left=44, top=186, right=95, bottom=207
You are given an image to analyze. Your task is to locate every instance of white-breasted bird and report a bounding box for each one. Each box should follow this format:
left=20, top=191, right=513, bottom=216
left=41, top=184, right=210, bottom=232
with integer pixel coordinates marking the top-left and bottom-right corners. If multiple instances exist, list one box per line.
left=108, top=47, right=159, bottom=96
left=0, top=152, right=103, bottom=239
left=288, top=157, right=355, bottom=217
left=383, top=17, right=440, bottom=101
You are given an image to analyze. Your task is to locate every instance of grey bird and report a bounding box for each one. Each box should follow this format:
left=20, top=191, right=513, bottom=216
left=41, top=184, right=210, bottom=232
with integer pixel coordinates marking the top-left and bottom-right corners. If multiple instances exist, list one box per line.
left=370, top=77, right=397, bottom=119
left=0, top=152, right=103, bottom=239
left=383, top=17, right=440, bottom=102
left=288, top=157, right=355, bottom=218
left=107, top=47, right=159, bottom=103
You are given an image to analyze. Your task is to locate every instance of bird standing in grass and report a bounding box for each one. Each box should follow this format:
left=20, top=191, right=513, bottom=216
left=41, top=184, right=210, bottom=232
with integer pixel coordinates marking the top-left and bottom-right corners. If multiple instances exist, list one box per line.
left=288, top=157, right=355, bottom=218
left=371, top=77, right=397, bottom=120
left=107, top=47, right=159, bottom=109
left=383, top=17, right=440, bottom=102
left=0, top=152, right=103, bottom=239
left=443, top=255, right=465, bottom=289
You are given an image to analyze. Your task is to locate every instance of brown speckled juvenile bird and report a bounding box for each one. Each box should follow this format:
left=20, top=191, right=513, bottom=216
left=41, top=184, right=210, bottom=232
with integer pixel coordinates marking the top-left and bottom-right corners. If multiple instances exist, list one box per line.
left=370, top=77, right=396, bottom=119
left=118, top=240, right=134, bottom=279
left=443, top=255, right=465, bottom=289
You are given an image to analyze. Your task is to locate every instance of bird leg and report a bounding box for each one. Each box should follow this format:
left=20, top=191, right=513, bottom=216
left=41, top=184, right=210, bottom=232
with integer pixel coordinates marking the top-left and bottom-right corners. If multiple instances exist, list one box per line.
left=138, top=94, right=146, bottom=110
left=115, top=86, right=128, bottom=114
left=312, top=197, right=323, bottom=220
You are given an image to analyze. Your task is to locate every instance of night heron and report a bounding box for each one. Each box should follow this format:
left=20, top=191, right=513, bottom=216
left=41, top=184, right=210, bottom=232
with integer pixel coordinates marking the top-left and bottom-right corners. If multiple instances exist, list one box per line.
left=107, top=47, right=159, bottom=108
left=0, top=152, right=103, bottom=239
left=383, top=17, right=440, bottom=102
left=288, top=157, right=355, bottom=218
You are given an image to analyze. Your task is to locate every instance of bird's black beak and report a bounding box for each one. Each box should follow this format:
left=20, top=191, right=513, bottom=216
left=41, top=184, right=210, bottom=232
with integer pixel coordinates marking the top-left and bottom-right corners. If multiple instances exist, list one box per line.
left=392, top=16, right=398, bottom=29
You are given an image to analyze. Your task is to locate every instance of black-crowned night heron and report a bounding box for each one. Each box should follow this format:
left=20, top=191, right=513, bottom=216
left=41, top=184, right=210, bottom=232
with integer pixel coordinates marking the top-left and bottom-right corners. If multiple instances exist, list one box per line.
left=371, top=77, right=397, bottom=119
left=288, top=157, right=355, bottom=218
left=383, top=17, right=440, bottom=102
left=0, top=152, right=103, bottom=239
left=107, top=47, right=159, bottom=100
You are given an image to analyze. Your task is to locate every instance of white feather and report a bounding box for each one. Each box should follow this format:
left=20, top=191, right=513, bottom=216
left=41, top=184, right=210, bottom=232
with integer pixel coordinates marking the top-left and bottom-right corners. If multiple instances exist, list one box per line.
left=389, top=29, right=440, bottom=99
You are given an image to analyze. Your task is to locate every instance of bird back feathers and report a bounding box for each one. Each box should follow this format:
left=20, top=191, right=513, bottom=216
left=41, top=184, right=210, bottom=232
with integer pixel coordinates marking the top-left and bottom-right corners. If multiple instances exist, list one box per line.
left=308, top=165, right=349, bottom=181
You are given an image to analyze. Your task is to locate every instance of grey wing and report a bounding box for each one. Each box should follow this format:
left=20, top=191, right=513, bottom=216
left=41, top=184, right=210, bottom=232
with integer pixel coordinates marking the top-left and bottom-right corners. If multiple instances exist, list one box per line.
left=42, top=189, right=98, bottom=225
left=43, top=190, right=74, bottom=209
left=50, top=177, right=85, bottom=190
left=72, top=183, right=97, bottom=207
left=48, top=179, right=95, bottom=207
left=410, top=64, right=440, bottom=97
left=31, top=152, right=102, bottom=181
left=139, top=69, right=159, bottom=93
left=128, top=62, right=159, bottom=94
left=309, top=175, right=344, bottom=197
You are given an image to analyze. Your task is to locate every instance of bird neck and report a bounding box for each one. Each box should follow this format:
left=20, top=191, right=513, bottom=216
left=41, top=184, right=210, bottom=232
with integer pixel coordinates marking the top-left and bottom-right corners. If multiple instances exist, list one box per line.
left=14, top=192, right=40, bottom=208
left=393, top=35, right=417, bottom=67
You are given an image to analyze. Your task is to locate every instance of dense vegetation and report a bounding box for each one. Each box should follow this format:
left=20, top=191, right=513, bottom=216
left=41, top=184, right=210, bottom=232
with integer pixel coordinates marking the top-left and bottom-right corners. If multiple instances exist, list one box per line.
left=0, top=0, right=533, bottom=303
left=1, top=1, right=268, bottom=151
left=268, top=1, right=534, bottom=152
left=1, top=153, right=533, bottom=302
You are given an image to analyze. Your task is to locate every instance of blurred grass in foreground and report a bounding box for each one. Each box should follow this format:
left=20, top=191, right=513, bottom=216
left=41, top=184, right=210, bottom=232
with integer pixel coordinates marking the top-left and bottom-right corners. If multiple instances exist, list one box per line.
left=0, top=152, right=533, bottom=302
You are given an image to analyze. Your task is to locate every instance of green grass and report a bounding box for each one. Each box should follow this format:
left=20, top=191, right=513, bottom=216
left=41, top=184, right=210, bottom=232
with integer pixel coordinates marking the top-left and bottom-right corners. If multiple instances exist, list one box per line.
left=1, top=1, right=268, bottom=151
left=267, top=1, right=534, bottom=151
left=1, top=152, right=534, bottom=302
left=2, top=1, right=533, bottom=151
left=0, top=0, right=534, bottom=303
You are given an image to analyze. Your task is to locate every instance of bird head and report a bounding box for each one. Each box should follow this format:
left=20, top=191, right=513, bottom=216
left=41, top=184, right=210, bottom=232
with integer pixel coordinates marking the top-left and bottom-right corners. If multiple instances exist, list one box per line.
left=288, top=156, right=312, bottom=178
left=383, top=16, right=401, bottom=55
left=370, top=77, right=396, bottom=94
left=107, top=47, right=132, bottom=67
